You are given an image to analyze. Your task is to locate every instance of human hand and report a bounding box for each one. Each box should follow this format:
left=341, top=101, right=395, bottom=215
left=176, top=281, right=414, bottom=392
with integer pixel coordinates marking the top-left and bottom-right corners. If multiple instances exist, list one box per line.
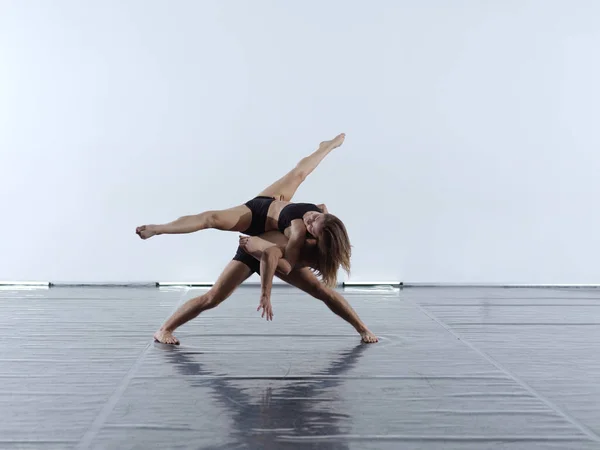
left=257, top=294, right=273, bottom=321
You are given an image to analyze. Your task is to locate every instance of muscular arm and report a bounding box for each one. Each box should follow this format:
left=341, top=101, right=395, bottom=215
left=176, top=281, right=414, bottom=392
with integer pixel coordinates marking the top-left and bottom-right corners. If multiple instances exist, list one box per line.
left=259, top=246, right=284, bottom=303
left=240, top=233, right=293, bottom=275
left=241, top=221, right=308, bottom=275
left=239, top=233, right=302, bottom=321
left=239, top=232, right=321, bottom=323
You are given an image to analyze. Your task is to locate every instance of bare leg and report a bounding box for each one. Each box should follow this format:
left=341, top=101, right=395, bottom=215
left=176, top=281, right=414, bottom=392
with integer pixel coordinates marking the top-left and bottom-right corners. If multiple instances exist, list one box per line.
left=277, top=268, right=378, bottom=343
left=137, top=205, right=252, bottom=239
left=154, top=261, right=252, bottom=344
left=258, top=133, right=346, bottom=202
left=137, top=133, right=344, bottom=239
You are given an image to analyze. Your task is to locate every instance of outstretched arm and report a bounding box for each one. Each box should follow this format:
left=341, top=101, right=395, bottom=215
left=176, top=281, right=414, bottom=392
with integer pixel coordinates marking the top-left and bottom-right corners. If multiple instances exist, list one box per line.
left=238, top=234, right=292, bottom=321
left=256, top=246, right=284, bottom=321
left=239, top=233, right=313, bottom=320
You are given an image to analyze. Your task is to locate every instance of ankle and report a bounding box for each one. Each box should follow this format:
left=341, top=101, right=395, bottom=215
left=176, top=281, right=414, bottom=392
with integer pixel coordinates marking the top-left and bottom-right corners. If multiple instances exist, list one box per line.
left=356, top=325, right=368, bottom=334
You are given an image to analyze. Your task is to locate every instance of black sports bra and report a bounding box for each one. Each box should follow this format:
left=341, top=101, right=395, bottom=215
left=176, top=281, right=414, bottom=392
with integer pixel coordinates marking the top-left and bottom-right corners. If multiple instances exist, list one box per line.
left=277, top=203, right=322, bottom=231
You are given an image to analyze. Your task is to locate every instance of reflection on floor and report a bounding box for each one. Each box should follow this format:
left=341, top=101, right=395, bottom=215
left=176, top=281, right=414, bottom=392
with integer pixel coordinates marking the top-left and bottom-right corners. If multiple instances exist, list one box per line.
left=2, top=285, right=600, bottom=449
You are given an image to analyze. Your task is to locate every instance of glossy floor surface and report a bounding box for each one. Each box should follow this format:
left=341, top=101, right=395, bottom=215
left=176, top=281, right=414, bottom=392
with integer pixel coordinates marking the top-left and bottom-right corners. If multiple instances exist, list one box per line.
left=2, top=285, right=600, bottom=449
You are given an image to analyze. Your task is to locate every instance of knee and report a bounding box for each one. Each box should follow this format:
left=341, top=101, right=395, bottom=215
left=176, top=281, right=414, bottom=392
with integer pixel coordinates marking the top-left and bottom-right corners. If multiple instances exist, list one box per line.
left=292, top=164, right=309, bottom=182
left=203, top=290, right=224, bottom=309
left=203, top=211, right=221, bottom=229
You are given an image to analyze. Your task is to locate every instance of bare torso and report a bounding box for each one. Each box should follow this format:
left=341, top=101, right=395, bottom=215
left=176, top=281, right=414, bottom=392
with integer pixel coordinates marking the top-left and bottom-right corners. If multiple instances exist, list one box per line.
left=264, top=200, right=294, bottom=236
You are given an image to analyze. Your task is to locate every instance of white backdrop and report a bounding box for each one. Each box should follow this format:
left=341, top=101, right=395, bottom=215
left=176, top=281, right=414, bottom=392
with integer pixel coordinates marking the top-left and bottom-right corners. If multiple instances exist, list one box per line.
left=1, top=0, right=599, bottom=284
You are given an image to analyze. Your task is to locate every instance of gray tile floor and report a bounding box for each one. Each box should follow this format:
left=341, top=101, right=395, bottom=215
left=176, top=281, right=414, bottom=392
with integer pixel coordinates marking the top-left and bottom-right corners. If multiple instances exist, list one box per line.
left=2, top=285, right=600, bottom=449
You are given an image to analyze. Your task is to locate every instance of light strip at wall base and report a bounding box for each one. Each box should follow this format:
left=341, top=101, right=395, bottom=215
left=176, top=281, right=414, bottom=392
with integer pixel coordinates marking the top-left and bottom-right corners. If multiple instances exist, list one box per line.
left=4, top=280, right=598, bottom=289
left=402, top=282, right=600, bottom=288
left=0, top=281, right=50, bottom=287
left=157, top=281, right=324, bottom=287
left=157, top=281, right=214, bottom=287
left=50, top=282, right=156, bottom=288
left=342, top=281, right=402, bottom=287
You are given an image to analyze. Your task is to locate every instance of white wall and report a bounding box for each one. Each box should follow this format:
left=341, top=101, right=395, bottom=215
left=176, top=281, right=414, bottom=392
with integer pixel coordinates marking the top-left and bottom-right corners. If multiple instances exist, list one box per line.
left=1, top=0, right=599, bottom=284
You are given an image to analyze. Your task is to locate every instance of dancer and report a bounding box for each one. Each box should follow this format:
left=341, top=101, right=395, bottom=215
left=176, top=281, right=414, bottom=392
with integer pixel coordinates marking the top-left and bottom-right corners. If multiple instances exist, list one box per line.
left=150, top=134, right=377, bottom=344
left=153, top=229, right=378, bottom=345
left=136, top=133, right=350, bottom=287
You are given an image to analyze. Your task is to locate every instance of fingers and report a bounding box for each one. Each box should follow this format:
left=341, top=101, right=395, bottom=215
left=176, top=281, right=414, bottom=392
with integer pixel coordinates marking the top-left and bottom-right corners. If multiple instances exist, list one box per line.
left=266, top=303, right=273, bottom=321
left=257, top=301, right=273, bottom=321
left=260, top=306, right=270, bottom=320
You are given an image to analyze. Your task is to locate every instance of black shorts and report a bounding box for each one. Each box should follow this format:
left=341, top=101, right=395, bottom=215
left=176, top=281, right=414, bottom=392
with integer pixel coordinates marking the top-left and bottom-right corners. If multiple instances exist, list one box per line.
left=232, top=246, right=260, bottom=274
left=242, top=196, right=275, bottom=236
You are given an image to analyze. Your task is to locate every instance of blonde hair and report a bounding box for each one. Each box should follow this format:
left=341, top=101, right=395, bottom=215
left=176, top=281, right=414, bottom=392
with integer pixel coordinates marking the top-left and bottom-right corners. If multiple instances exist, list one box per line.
left=312, top=214, right=351, bottom=287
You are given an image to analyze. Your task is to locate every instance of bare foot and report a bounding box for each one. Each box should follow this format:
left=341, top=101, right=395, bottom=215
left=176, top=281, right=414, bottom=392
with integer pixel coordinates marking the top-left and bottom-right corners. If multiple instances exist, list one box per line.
left=136, top=225, right=160, bottom=239
left=360, top=330, right=378, bottom=343
left=239, top=235, right=264, bottom=258
left=319, top=133, right=346, bottom=150
left=154, top=329, right=180, bottom=345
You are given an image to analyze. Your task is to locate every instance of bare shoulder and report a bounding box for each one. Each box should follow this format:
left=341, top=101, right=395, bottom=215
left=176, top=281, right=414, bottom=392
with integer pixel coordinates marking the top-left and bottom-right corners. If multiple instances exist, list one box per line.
left=290, top=219, right=307, bottom=236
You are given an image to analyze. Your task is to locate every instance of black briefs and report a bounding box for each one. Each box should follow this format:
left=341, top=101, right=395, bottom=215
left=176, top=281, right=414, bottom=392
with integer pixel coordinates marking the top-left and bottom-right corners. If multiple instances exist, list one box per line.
left=232, top=245, right=260, bottom=274
left=242, top=196, right=275, bottom=236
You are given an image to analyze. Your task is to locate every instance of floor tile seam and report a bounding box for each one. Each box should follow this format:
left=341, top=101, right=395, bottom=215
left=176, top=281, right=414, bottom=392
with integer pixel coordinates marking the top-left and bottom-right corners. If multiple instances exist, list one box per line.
left=74, top=288, right=190, bottom=449
left=407, top=298, right=600, bottom=443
